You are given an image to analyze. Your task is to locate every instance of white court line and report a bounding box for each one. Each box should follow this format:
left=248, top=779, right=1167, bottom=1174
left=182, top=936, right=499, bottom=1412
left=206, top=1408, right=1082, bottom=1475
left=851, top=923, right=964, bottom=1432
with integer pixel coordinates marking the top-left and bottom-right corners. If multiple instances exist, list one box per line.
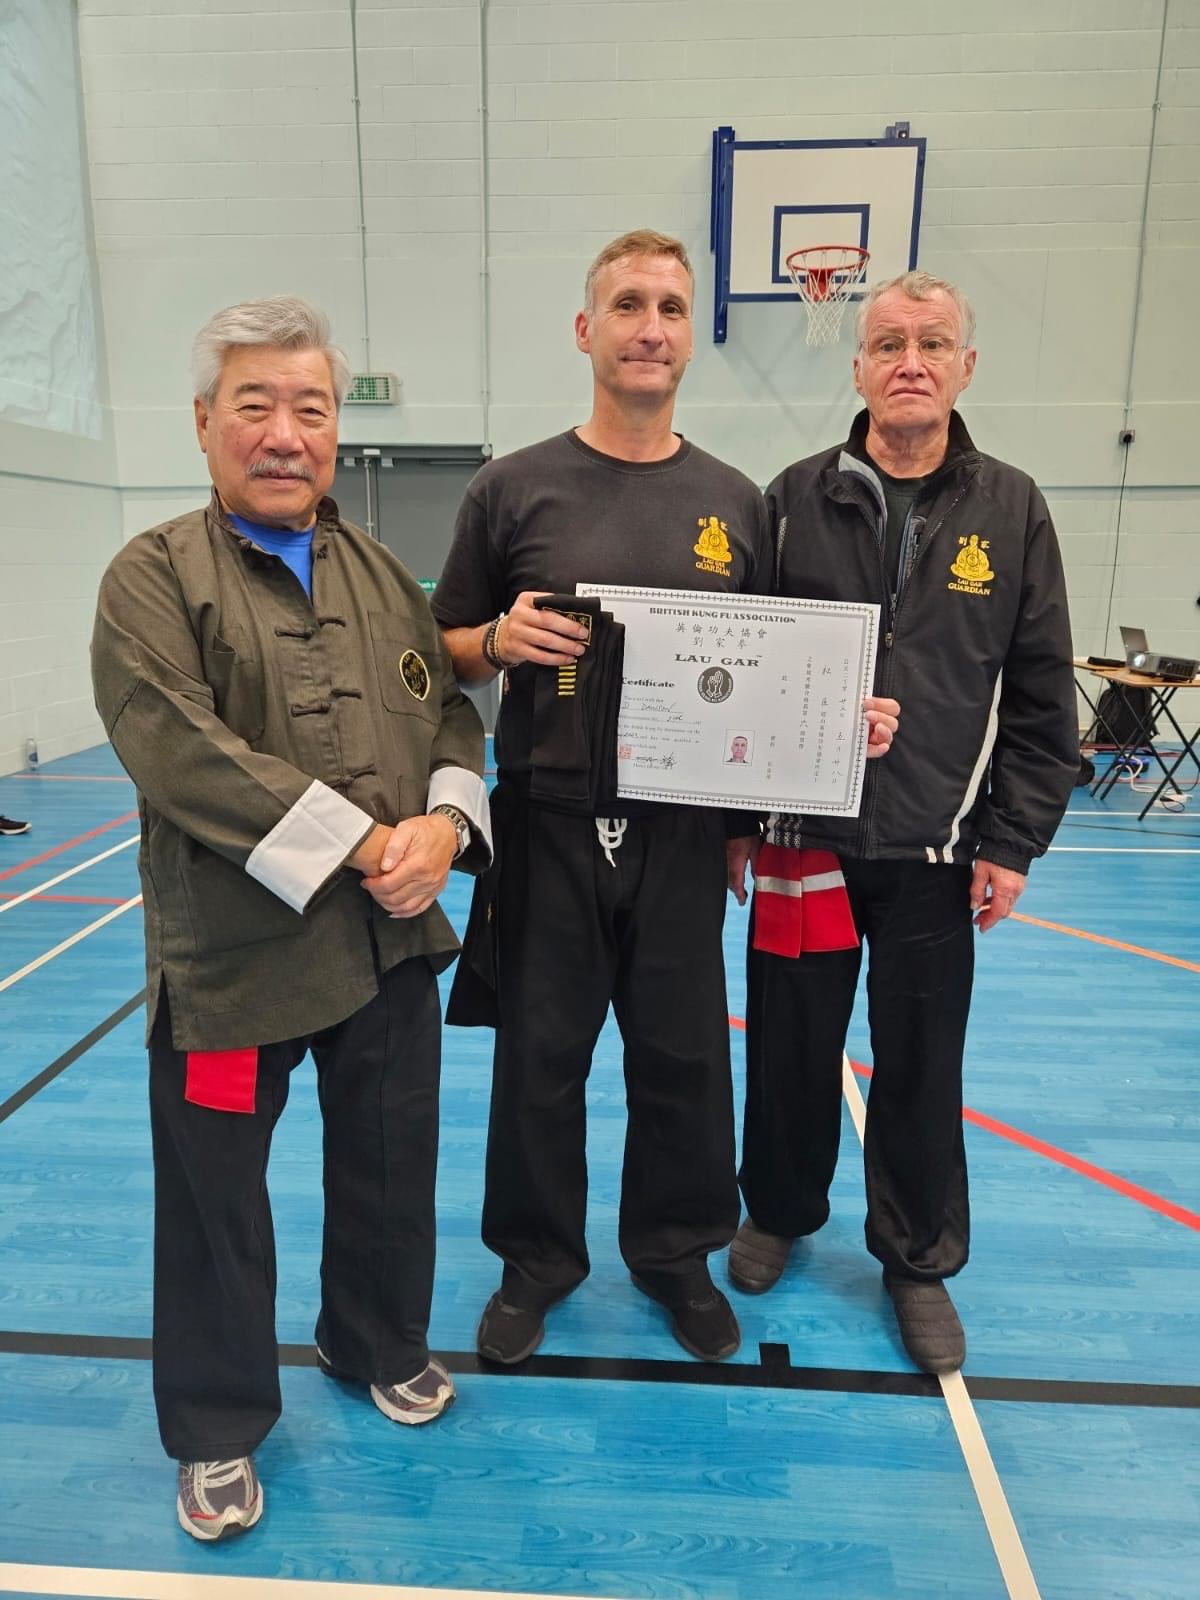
left=841, top=1058, right=1041, bottom=1600
left=0, top=897, right=142, bottom=994
left=0, top=1564, right=613, bottom=1600
left=1048, top=846, right=1200, bottom=853
left=0, top=835, right=139, bottom=915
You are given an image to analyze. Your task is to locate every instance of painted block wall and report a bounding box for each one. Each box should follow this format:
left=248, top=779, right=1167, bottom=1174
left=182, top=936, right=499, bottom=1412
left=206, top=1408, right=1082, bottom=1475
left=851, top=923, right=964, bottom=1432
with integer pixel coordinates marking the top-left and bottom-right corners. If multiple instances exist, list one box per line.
left=0, top=1, right=120, bottom=777
left=0, top=457, right=123, bottom=775
left=74, top=0, right=1200, bottom=667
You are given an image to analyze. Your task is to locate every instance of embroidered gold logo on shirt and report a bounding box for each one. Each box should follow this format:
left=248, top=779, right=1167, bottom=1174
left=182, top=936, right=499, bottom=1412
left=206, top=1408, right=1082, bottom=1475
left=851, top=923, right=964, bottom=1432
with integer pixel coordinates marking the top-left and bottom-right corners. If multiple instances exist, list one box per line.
left=399, top=649, right=430, bottom=701
left=948, top=534, right=994, bottom=596
left=694, top=515, right=733, bottom=575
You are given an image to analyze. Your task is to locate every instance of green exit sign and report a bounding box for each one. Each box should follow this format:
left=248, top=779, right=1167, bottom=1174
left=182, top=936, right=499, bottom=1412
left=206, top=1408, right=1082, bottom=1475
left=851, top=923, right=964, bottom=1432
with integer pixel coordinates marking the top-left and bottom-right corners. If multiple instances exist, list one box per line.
left=418, top=579, right=436, bottom=593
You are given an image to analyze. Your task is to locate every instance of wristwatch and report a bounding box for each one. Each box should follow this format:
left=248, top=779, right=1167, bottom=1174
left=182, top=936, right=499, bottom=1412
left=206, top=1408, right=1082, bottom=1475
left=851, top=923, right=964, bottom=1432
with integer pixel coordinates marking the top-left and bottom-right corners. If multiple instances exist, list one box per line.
left=431, top=804, right=471, bottom=859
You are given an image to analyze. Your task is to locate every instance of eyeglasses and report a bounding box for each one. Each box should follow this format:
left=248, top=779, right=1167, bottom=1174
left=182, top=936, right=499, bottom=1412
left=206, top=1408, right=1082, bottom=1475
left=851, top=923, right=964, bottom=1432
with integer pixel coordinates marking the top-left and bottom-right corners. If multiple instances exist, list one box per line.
left=861, top=334, right=963, bottom=366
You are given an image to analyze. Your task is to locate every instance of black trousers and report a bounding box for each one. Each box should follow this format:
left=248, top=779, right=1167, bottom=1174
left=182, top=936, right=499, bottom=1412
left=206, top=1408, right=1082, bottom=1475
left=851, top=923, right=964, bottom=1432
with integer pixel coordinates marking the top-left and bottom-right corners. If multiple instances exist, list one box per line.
left=483, top=802, right=739, bottom=1310
left=149, top=956, right=441, bottom=1461
left=740, top=858, right=974, bottom=1282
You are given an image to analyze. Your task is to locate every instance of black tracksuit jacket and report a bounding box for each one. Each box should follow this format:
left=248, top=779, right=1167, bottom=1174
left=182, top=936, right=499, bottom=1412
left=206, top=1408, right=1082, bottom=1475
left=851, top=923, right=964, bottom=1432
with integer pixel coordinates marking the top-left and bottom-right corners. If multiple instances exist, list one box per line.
left=769, top=410, right=1078, bottom=873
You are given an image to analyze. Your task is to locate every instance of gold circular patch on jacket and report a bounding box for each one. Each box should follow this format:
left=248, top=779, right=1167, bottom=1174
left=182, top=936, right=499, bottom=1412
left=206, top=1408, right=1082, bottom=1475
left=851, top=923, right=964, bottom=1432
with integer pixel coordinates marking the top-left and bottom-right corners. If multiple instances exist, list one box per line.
left=398, top=649, right=430, bottom=702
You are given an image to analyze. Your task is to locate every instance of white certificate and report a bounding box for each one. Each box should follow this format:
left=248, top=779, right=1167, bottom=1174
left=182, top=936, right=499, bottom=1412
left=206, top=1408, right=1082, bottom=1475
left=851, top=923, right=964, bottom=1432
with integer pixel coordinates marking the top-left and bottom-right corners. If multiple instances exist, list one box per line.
left=576, top=585, right=880, bottom=816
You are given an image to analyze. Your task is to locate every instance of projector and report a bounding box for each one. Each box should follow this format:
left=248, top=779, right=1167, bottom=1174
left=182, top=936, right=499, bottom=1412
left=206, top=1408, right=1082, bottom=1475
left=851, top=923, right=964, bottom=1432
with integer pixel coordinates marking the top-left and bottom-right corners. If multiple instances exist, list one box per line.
left=1126, top=649, right=1200, bottom=681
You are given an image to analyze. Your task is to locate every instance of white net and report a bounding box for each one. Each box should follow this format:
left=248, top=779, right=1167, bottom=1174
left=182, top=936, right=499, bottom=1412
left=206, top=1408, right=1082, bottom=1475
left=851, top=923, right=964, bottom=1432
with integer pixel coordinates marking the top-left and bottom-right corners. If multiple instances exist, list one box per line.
left=787, top=246, right=870, bottom=346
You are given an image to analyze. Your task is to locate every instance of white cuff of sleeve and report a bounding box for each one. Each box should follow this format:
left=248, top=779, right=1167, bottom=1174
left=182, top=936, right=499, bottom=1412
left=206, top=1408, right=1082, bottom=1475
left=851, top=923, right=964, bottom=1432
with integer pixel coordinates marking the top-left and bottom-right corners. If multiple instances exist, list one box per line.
left=427, top=766, right=493, bottom=864
left=246, top=780, right=374, bottom=913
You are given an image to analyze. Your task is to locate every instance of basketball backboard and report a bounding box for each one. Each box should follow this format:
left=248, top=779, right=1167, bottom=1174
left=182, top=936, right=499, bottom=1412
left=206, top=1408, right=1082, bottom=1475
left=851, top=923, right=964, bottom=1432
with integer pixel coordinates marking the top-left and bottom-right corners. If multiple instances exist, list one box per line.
left=710, top=125, right=926, bottom=343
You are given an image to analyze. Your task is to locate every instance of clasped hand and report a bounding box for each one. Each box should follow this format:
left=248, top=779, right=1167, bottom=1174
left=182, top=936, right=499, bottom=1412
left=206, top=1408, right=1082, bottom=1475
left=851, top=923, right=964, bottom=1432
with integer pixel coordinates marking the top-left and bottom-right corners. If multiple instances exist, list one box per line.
left=354, top=815, right=459, bottom=918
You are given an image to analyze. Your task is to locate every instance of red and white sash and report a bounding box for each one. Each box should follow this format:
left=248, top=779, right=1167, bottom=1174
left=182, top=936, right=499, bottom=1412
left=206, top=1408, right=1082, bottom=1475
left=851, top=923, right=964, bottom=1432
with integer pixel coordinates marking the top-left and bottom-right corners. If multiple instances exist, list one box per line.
left=751, top=842, right=858, bottom=957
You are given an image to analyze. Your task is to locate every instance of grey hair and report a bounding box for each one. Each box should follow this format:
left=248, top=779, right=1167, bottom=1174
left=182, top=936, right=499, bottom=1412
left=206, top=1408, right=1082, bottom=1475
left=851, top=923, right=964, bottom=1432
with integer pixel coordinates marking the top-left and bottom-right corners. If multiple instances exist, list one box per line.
left=856, top=270, right=976, bottom=349
left=191, top=295, right=352, bottom=408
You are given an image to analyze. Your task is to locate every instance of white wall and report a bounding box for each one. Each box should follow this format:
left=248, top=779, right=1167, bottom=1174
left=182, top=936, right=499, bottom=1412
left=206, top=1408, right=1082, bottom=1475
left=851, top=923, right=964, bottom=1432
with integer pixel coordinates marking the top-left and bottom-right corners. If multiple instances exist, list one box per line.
left=0, top=0, right=121, bottom=775
left=58, top=1, right=1200, bottom=687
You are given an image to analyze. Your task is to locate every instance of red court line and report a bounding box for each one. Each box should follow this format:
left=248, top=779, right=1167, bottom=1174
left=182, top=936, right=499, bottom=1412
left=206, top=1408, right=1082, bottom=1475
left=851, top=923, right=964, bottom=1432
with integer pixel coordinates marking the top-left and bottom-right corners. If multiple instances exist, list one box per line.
left=0, top=812, right=138, bottom=884
left=727, top=1012, right=1200, bottom=1233
left=0, top=893, right=128, bottom=906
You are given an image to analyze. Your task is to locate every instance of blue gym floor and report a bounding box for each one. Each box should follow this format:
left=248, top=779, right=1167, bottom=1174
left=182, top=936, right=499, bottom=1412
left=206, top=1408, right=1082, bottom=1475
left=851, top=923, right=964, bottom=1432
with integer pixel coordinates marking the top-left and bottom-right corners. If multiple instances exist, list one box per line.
left=0, top=744, right=1196, bottom=1600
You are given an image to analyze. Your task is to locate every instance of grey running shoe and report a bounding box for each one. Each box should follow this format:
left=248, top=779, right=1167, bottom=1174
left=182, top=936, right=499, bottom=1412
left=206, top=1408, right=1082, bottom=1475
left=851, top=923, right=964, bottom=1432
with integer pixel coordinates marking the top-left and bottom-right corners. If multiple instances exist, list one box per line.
left=728, top=1218, right=793, bottom=1293
left=371, top=1358, right=455, bottom=1425
left=176, top=1456, right=262, bottom=1541
left=884, top=1273, right=966, bottom=1374
left=476, top=1292, right=546, bottom=1365
left=317, top=1345, right=455, bottom=1425
left=0, top=816, right=30, bottom=836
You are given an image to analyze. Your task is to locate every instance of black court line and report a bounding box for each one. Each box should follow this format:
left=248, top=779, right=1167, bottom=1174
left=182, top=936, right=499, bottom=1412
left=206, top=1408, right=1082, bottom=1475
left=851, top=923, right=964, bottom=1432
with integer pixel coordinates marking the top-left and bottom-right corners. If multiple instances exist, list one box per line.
left=0, top=989, right=146, bottom=1126
left=2, top=1330, right=1196, bottom=1410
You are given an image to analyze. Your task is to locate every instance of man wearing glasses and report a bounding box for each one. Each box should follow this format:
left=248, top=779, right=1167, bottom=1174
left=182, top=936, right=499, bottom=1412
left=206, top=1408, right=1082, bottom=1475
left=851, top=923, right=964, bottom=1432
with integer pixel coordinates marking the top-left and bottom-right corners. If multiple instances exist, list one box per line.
left=727, top=272, right=1077, bottom=1374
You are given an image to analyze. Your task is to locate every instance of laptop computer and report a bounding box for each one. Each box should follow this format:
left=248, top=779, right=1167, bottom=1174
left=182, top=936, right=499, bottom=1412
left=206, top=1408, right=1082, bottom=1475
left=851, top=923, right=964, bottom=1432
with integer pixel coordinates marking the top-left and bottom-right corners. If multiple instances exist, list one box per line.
left=1119, top=625, right=1149, bottom=658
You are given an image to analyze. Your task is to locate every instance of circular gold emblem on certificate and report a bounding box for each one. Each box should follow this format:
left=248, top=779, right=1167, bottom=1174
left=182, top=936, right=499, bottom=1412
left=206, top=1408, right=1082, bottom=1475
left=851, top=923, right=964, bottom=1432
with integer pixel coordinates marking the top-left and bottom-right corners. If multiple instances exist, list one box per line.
left=399, top=649, right=430, bottom=702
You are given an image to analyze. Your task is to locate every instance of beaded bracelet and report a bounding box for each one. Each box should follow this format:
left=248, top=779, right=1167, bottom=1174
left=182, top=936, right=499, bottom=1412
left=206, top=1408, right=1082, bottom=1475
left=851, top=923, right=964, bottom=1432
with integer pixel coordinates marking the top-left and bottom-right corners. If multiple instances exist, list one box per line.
left=483, top=613, right=515, bottom=672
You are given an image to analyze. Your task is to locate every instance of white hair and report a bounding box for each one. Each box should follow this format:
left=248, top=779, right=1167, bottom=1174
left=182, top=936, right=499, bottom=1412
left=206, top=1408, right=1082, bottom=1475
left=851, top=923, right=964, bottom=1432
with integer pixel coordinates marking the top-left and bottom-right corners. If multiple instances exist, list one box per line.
left=191, top=296, right=352, bottom=408
left=856, top=270, right=976, bottom=349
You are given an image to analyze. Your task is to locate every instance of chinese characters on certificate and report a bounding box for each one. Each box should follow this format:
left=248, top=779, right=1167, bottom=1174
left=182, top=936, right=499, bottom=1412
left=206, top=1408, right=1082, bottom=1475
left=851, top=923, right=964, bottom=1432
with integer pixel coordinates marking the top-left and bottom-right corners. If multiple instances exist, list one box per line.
left=577, top=585, right=880, bottom=816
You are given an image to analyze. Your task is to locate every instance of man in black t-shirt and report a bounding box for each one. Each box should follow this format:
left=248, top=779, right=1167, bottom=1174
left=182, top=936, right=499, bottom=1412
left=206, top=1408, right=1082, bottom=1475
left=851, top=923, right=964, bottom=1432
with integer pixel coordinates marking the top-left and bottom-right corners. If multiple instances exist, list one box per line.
left=433, top=229, right=767, bottom=1366
left=434, top=230, right=895, bottom=1367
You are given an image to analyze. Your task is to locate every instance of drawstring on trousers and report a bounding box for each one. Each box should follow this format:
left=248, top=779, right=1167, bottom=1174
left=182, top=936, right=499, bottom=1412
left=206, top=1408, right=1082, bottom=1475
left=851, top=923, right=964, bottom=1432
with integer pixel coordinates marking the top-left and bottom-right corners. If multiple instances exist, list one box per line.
left=594, top=817, right=627, bottom=868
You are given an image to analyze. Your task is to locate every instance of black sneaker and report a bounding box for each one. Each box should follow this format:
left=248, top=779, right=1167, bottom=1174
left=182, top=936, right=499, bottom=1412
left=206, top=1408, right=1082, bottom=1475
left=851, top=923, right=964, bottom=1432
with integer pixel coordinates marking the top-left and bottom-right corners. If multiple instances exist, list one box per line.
left=176, top=1456, right=263, bottom=1541
left=884, top=1273, right=966, bottom=1374
left=631, top=1273, right=741, bottom=1361
left=476, top=1291, right=545, bottom=1364
left=0, top=816, right=30, bottom=837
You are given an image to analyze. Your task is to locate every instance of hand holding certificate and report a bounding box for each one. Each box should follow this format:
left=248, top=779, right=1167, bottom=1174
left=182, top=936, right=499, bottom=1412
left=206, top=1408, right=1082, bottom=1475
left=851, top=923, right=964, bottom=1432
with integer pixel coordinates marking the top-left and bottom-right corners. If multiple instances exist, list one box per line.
left=576, top=585, right=880, bottom=816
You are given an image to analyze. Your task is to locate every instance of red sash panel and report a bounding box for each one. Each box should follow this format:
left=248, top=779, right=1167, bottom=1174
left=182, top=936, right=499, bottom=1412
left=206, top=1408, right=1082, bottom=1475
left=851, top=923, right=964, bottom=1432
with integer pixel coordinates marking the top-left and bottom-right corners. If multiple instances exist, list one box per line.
left=185, top=1048, right=259, bottom=1114
left=752, top=843, right=858, bottom=958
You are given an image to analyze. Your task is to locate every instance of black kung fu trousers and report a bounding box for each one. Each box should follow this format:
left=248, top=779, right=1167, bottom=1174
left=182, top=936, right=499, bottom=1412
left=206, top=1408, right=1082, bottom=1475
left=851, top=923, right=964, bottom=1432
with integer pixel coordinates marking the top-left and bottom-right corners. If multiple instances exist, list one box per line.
left=482, top=799, right=740, bottom=1310
left=149, top=955, right=440, bottom=1461
left=739, top=858, right=975, bottom=1283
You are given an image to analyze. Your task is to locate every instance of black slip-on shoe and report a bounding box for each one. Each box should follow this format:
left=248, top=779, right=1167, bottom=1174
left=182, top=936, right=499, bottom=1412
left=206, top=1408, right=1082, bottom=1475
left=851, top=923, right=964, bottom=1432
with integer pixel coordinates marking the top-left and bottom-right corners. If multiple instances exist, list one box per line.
left=728, top=1218, right=793, bottom=1294
left=884, top=1273, right=966, bottom=1375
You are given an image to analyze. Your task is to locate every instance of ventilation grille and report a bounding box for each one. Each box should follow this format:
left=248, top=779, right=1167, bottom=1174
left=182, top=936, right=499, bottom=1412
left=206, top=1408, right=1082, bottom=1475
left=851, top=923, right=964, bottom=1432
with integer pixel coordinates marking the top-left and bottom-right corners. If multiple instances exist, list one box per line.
left=344, top=372, right=399, bottom=404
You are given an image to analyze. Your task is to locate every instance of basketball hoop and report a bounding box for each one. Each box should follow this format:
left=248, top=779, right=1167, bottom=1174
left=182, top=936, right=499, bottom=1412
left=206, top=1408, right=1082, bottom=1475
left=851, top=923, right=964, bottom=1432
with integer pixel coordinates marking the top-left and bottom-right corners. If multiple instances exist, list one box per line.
left=786, top=245, right=870, bottom=346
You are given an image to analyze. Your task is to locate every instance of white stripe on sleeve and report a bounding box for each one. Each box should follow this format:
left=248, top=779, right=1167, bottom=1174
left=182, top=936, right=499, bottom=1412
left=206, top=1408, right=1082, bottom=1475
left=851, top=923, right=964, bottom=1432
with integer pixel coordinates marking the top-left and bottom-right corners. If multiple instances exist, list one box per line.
left=428, top=766, right=493, bottom=863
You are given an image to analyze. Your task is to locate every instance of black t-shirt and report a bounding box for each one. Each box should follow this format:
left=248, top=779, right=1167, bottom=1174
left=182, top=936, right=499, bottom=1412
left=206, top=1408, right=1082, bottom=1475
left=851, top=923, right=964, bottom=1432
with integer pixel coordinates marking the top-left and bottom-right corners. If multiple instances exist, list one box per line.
left=865, top=450, right=929, bottom=597
left=432, top=429, right=771, bottom=780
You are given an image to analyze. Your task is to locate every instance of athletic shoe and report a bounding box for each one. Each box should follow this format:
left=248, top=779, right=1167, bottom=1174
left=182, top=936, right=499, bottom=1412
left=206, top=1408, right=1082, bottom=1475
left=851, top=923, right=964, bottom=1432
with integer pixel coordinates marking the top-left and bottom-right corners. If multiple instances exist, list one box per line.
left=884, top=1273, right=966, bottom=1374
left=317, top=1346, right=455, bottom=1425
left=728, top=1218, right=793, bottom=1293
left=0, top=816, right=30, bottom=836
left=475, top=1292, right=545, bottom=1365
left=371, top=1358, right=455, bottom=1425
left=631, top=1273, right=741, bottom=1361
left=176, top=1456, right=262, bottom=1542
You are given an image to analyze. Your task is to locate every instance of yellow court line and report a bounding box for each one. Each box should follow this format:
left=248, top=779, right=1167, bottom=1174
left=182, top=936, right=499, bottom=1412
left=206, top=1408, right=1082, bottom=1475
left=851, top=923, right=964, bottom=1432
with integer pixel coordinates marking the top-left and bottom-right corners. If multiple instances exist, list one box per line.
left=1011, top=912, right=1200, bottom=974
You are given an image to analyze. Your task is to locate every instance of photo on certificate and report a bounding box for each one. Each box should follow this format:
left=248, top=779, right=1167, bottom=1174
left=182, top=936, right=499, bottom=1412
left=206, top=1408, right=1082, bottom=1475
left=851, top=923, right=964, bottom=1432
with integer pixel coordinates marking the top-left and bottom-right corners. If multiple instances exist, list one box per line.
left=577, top=584, right=880, bottom=817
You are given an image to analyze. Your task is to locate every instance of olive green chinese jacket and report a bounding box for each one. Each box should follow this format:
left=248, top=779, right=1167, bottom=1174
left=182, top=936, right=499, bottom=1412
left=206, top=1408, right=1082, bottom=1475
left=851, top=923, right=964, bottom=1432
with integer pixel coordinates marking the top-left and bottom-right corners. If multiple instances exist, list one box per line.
left=92, top=493, right=489, bottom=1051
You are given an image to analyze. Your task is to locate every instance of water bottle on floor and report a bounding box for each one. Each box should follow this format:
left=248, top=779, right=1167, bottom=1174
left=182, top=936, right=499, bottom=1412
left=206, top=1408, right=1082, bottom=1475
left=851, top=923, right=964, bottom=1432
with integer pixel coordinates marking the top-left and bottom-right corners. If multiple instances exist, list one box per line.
left=25, top=738, right=39, bottom=771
